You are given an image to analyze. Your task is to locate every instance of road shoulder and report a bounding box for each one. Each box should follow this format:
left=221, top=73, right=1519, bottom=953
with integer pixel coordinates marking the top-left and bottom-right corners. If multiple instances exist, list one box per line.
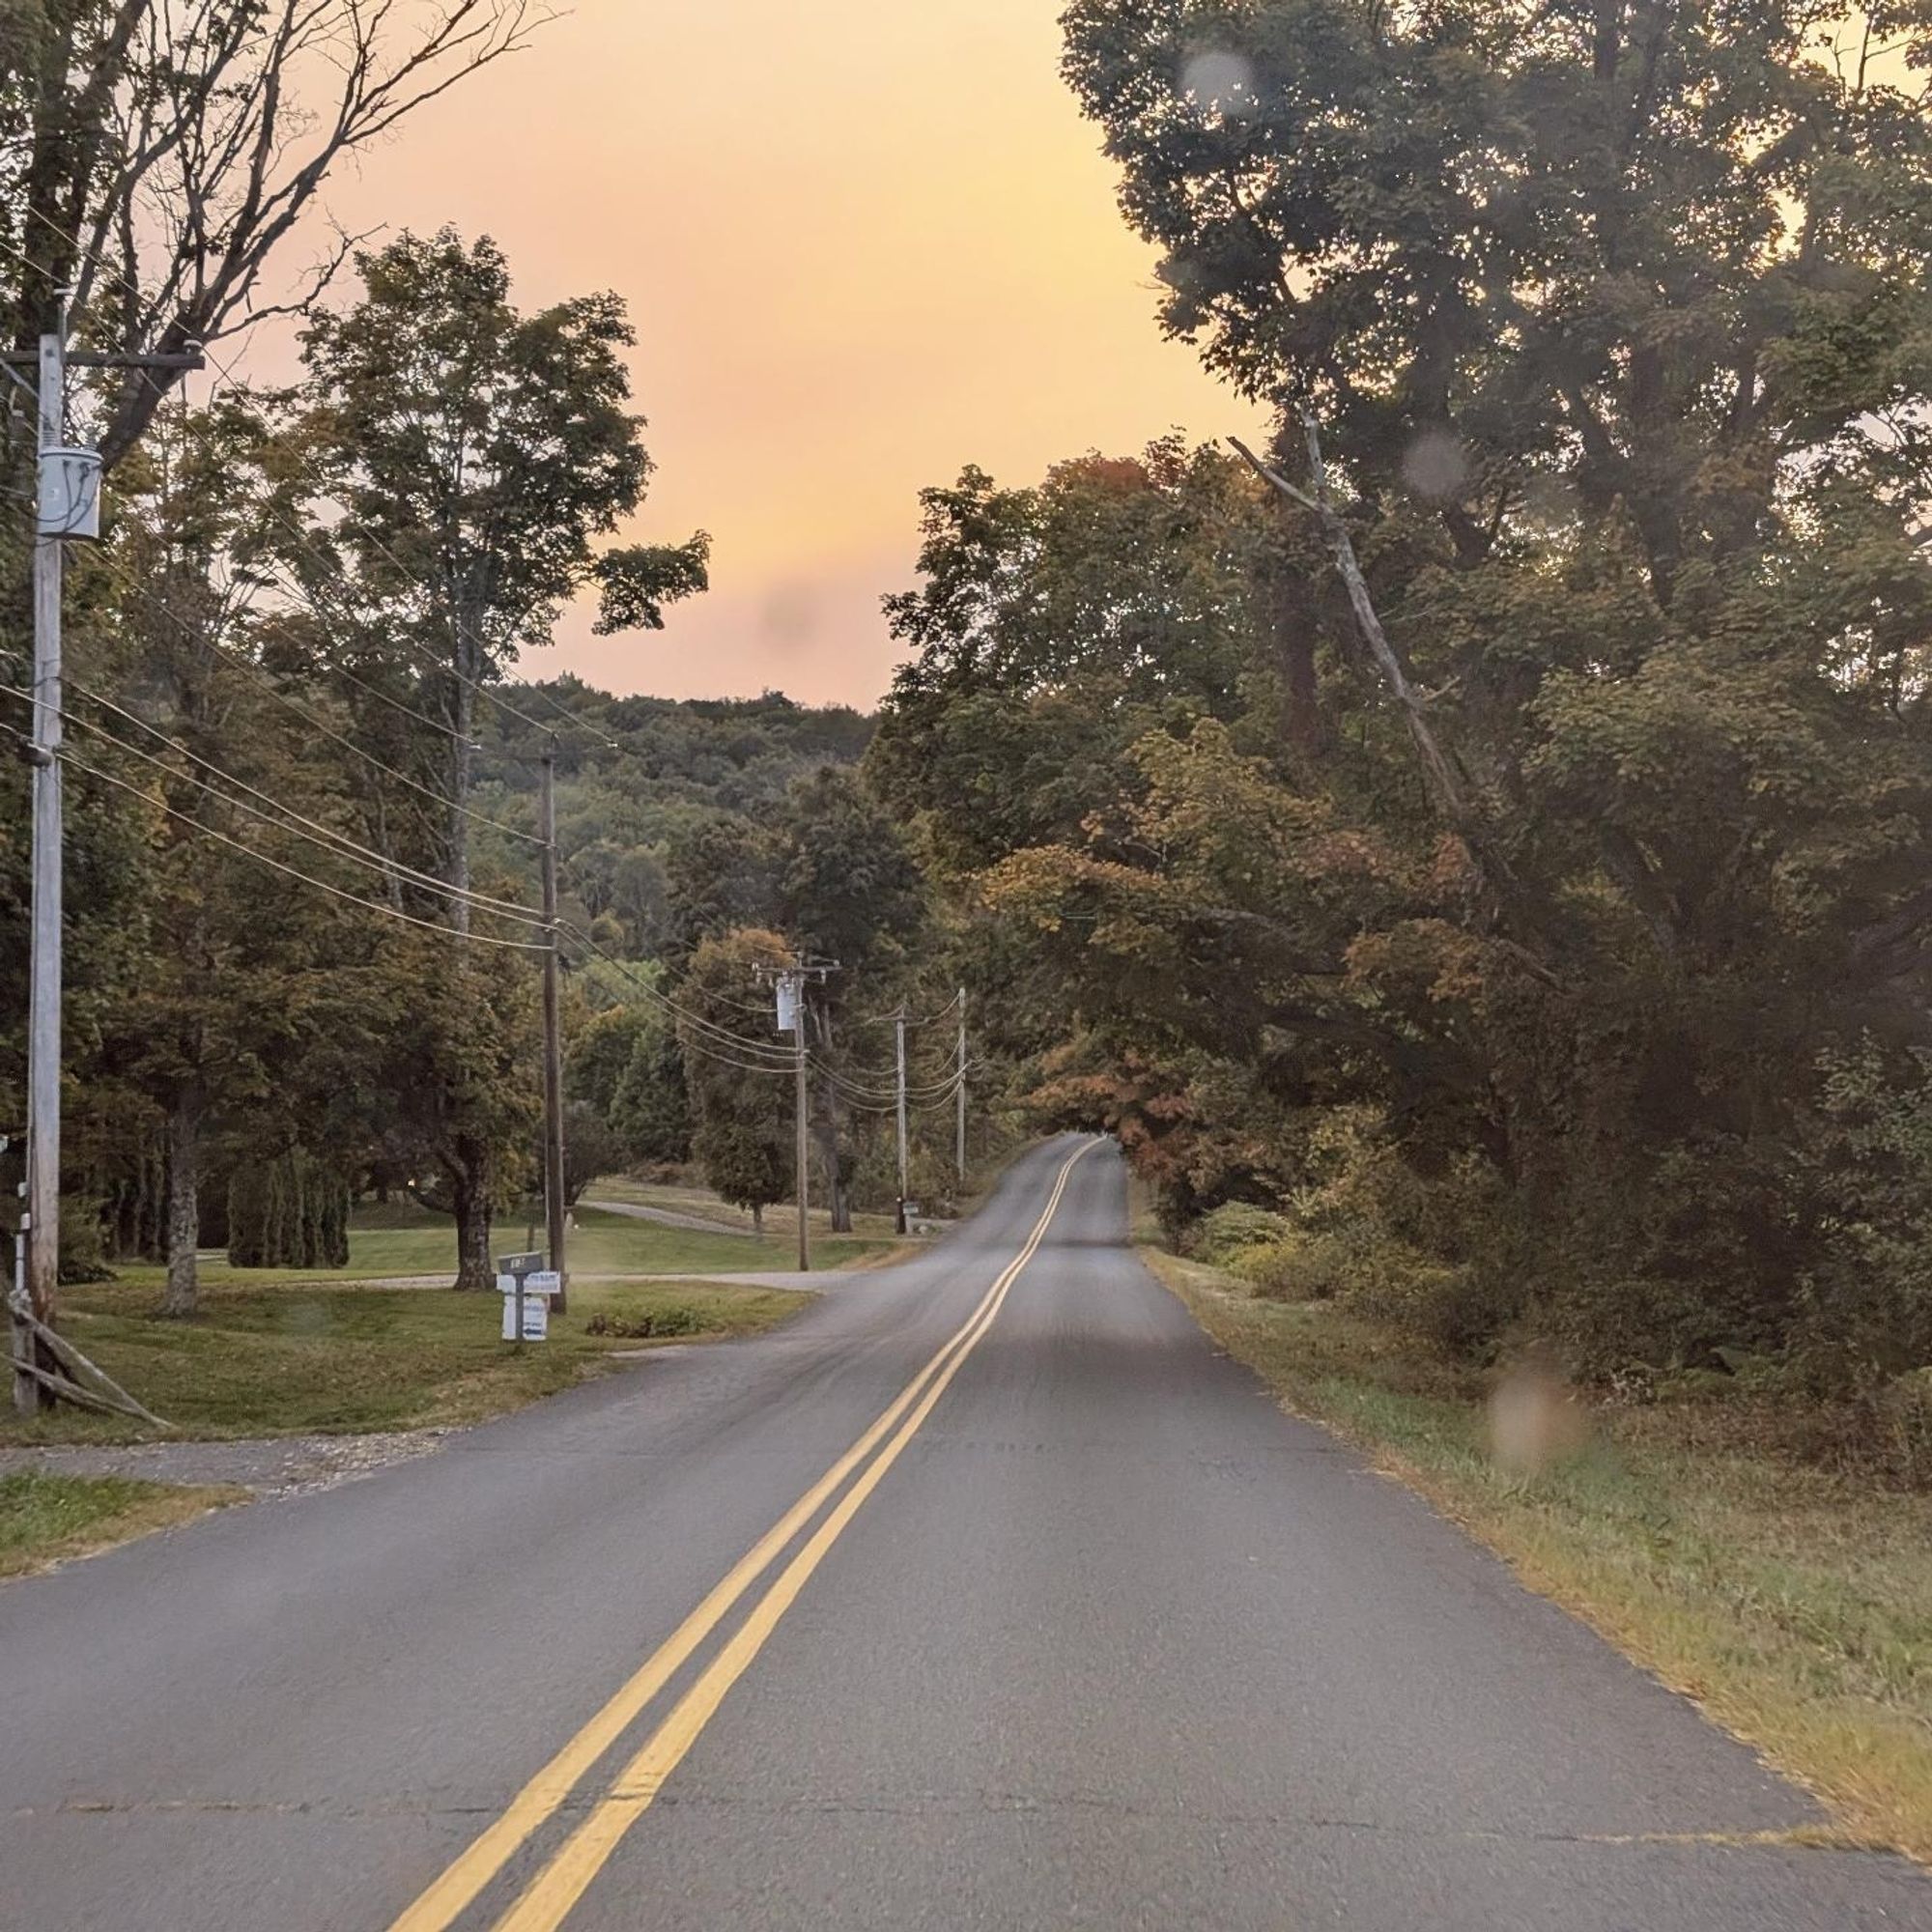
left=1144, top=1244, right=1932, bottom=1868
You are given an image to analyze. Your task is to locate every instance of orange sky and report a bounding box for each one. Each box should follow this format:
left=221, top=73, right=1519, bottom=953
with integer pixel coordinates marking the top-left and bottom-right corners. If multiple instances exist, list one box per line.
left=298, top=1, right=1260, bottom=707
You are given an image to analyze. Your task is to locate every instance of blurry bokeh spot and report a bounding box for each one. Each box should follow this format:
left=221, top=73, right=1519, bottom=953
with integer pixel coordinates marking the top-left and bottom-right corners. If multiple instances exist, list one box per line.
left=1402, top=429, right=1471, bottom=501
left=1179, top=49, right=1255, bottom=116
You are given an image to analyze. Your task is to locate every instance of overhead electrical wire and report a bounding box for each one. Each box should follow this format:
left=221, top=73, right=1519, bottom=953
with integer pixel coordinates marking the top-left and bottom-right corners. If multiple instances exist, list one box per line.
left=818, top=1059, right=970, bottom=1103
left=79, top=541, right=547, bottom=848
left=852, top=988, right=964, bottom=1030
left=21, top=678, right=551, bottom=930
left=560, top=923, right=799, bottom=1070
left=20, top=208, right=619, bottom=753
left=55, top=749, right=553, bottom=952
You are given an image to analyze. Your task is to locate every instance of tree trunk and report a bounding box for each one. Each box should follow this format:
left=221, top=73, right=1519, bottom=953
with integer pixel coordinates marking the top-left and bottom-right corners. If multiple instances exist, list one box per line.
left=1269, top=559, right=1327, bottom=760
left=161, top=1093, right=200, bottom=1319
left=450, top=1137, right=495, bottom=1291
left=751, top=1203, right=762, bottom=1234
left=447, top=608, right=480, bottom=934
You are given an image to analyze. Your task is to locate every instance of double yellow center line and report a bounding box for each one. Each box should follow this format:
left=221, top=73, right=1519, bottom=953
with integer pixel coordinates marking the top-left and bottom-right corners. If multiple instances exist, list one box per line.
left=389, top=1139, right=1094, bottom=1932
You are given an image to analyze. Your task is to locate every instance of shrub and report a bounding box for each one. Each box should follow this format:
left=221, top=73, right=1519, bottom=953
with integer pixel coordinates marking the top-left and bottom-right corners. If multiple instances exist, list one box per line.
left=1192, top=1202, right=1295, bottom=1267
left=583, top=1303, right=701, bottom=1340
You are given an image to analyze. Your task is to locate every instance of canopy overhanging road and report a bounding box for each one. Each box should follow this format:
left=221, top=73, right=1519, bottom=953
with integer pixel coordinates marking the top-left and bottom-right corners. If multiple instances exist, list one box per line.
left=1, top=1138, right=1924, bottom=1930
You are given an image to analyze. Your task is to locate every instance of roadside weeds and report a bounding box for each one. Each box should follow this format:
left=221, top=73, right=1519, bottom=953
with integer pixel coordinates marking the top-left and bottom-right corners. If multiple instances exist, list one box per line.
left=0, top=1471, right=245, bottom=1580
left=1146, top=1247, right=1932, bottom=1868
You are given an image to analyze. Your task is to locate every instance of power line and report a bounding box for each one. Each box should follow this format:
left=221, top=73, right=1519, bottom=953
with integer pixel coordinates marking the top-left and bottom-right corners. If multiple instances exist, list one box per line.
left=818, top=1058, right=968, bottom=1102
left=854, top=988, right=964, bottom=1029
left=243, top=558, right=480, bottom=744
left=561, top=923, right=799, bottom=1068
left=23, top=677, right=551, bottom=930
left=19, top=208, right=619, bottom=753
left=81, top=540, right=547, bottom=848
left=58, top=748, right=552, bottom=952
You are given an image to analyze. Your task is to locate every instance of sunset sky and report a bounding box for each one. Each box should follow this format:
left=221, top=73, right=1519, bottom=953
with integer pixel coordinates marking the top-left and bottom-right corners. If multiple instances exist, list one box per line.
left=297, top=1, right=1261, bottom=709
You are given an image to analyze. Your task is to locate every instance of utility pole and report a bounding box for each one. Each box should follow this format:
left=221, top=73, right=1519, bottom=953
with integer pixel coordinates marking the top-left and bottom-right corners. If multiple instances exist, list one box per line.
left=15, top=327, right=63, bottom=1416
left=894, top=1009, right=910, bottom=1236
left=8, top=315, right=201, bottom=1414
left=539, top=748, right=568, bottom=1315
left=794, top=979, right=810, bottom=1274
left=762, top=960, right=836, bottom=1273
left=955, top=987, right=968, bottom=1185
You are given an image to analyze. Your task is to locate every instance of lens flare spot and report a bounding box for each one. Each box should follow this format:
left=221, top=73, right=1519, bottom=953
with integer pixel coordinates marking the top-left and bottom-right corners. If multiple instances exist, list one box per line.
left=1489, top=1354, right=1590, bottom=1478
left=1179, top=48, right=1255, bottom=117
left=1403, top=429, right=1471, bottom=501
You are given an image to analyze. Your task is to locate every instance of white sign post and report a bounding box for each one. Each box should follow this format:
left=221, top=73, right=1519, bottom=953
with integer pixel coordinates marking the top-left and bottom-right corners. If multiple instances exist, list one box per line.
left=497, top=1252, right=556, bottom=1346
left=500, top=1292, right=550, bottom=1343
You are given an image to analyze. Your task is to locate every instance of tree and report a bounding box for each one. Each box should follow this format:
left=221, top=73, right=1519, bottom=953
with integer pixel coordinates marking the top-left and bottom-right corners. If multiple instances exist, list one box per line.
left=272, top=229, right=708, bottom=1286
left=774, top=765, right=928, bottom=1229
left=561, top=1100, right=624, bottom=1207
left=377, top=934, right=543, bottom=1291
left=69, top=399, right=372, bottom=1316
left=566, top=991, right=692, bottom=1169
left=284, top=227, right=708, bottom=909
left=1062, top=0, right=1932, bottom=605
left=2, top=3, right=550, bottom=472
left=678, top=929, right=794, bottom=1231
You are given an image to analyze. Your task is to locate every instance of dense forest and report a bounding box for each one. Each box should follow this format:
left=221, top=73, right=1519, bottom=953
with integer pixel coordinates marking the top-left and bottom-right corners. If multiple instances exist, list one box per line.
left=863, top=0, right=1932, bottom=1471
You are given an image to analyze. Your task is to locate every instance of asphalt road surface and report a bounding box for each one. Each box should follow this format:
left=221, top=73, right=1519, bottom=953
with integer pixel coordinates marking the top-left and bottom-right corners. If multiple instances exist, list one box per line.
left=2, top=1137, right=1925, bottom=1930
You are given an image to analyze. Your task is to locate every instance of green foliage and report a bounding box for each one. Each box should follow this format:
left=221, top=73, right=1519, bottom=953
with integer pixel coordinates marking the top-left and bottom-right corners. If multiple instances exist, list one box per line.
left=1190, top=1202, right=1295, bottom=1267
left=594, top=534, right=713, bottom=634
left=227, top=1151, right=351, bottom=1271
left=679, top=928, right=796, bottom=1220
left=1789, top=1040, right=1932, bottom=1391
left=855, top=0, right=1932, bottom=1427
left=582, top=1303, right=702, bottom=1339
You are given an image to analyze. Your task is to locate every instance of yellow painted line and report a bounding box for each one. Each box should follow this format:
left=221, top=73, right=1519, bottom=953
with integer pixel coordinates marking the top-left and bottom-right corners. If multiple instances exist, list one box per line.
left=385, top=1141, right=1093, bottom=1932
left=488, top=1141, right=1091, bottom=1932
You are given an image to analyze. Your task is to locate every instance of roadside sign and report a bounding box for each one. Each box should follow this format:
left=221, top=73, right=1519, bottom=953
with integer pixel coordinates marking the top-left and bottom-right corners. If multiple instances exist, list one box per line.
left=497, top=1269, right=559, bottom=1298
left=501, top=1295, right=550, bottom=1342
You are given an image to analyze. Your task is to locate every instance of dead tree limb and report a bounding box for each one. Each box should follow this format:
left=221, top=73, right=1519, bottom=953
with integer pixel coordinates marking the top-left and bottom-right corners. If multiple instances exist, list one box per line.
left=1231, top=424, right=1469, bottom=827
left=1229, top=417, right=1563, bottom=987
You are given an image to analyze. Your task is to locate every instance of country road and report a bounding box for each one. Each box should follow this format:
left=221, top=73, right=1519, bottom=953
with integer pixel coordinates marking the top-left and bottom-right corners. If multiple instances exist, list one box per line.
left=0, top=1138, right=1923, bottom=1931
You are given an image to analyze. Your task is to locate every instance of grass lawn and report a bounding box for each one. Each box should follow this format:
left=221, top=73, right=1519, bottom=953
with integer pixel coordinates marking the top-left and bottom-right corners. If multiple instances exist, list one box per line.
left=0, top=1273, right=809, bottom=1448
left=0, top=1470, right=242, bottom=1578
left=584, top=1176, right=916, bottom=1245
left=1148, top=1247, right=1932, bottom=1864
left=108, top=1197, right=893, bottom=1291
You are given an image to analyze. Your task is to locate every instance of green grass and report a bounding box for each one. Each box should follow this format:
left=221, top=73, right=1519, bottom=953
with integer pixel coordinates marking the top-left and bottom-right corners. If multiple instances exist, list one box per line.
left=1147, top=1247, right=1932, bottom=1864
left=0, top=1273, right=809, bottom=1448
left=584, top=1176, right=919, bottom=1245
left=0, top=1470, right=242, bottom=1578
left=109, top=1196, right=893, bottom=1291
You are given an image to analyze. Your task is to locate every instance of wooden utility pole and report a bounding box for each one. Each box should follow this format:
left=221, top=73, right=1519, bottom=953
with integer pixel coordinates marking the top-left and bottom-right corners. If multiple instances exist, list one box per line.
left=15, top=329, right=63, bottom=1415
left=894, top=1009, right=910, bottom=1235
left=9, top=320, right=202, bottom=1413
left=955, top=987, right=968, bottom=1184
left=539, top=749, right=568, bottom=1315
left=791, top=973, right=810, bottom=1273
left=761, top=961, right=838, bottom=1273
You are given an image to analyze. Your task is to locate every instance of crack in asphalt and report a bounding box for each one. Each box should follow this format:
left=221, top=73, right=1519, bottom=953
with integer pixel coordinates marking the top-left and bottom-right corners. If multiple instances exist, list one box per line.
left=29, top=1788, right=1896, bottom=1860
